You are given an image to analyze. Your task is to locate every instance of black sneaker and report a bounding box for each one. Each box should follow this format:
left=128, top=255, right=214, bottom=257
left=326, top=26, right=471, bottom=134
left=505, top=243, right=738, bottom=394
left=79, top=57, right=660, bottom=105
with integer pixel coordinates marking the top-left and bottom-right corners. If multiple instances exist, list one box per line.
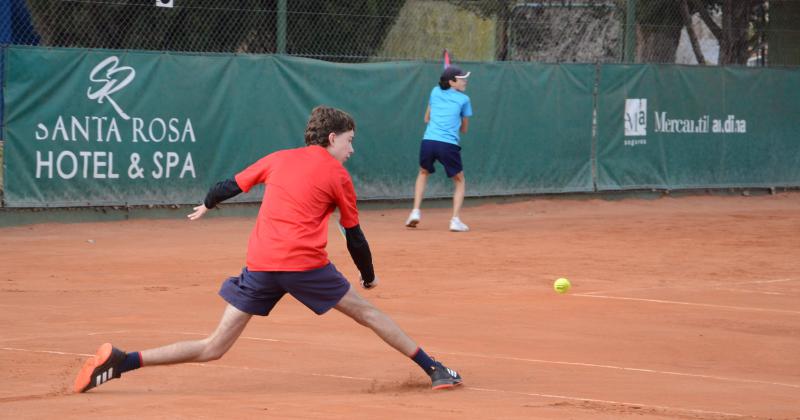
left=428, top=361, right=463, bottom=390
left=73, top=343, right=126, bottom=393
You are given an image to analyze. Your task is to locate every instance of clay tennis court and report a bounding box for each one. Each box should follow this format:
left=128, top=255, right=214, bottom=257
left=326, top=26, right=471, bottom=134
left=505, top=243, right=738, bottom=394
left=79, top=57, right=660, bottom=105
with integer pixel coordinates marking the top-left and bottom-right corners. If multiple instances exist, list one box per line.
left=1, top=193, right=798, bottom=419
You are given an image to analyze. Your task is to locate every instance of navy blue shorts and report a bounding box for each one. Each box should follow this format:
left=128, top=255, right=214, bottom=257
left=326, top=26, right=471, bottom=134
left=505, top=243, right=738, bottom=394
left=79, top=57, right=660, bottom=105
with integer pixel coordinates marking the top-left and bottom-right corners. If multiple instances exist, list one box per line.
left=219, top=263, right=351, bottom=316
left=419, top=140, right=463, bottom=178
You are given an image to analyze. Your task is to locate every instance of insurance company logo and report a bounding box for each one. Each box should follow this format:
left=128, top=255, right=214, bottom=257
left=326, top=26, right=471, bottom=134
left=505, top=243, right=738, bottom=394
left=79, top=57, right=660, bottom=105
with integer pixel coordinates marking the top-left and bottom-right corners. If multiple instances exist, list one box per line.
left=624, top=98, right=647, bottom=136
left=87, top=56, right=136, bottom=120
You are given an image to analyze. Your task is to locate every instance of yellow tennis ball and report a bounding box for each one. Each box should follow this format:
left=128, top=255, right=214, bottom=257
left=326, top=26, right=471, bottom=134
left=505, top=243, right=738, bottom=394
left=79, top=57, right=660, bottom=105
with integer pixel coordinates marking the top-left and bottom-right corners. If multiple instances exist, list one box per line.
left=553, top=278, right=571, bottom=294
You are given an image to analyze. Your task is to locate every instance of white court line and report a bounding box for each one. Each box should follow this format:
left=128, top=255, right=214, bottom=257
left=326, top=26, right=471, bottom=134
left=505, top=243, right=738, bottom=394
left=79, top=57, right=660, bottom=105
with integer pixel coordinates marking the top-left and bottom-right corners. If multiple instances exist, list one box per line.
left=732, top=278, right=796, bottom=285
left=136, top=332, right=800, bottom=389
left=90, top=329, right=310, bottom=345
left=713, top=287, right=786, bottom=296
left=198, top=363, right=749, bottom=417
left=436, top=351, right=800, bottom=390
left=12, top=327, right=797, bottom=391
left=1, top=347, right=93, bottom=357
left=87, top=330, right=130, bottom=336
left=579, top=278, right=797, bottom=297
left=190, top=362, right=375, bottom=382
left=0, top=346, right=763, bottom=418
left=467, top=386, right=746, bottom=418
left=573, top=293, right=800, bottom=315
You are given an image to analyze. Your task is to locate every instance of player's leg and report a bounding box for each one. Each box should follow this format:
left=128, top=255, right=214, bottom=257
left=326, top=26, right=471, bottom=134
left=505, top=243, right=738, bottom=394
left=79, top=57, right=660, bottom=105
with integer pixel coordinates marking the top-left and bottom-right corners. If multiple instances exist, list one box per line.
left=440, top=143, right=468, bottom=232
left=407, top=141, right=437, bottom=227
left=74, top=304, right=251, bottom=393
left=334, top=285, right=417, bottom=354
left=74, top=269, right=283, bottom=393
left=406, top=168, right=428, bottom=227
left=451, top=171, right=466, bottom=220
left=139, top=304, right=251, bottom=365
left=334, top=287, right=463, bottom=389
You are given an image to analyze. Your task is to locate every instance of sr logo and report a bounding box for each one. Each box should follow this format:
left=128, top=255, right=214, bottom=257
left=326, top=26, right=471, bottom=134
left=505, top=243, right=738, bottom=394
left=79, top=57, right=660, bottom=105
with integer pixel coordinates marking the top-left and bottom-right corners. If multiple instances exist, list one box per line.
left=87, top=56, right=136, bottom=120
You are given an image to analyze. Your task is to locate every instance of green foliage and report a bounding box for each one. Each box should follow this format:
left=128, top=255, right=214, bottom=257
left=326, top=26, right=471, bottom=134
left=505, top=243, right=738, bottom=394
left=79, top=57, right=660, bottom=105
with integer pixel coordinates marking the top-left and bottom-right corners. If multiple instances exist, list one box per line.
left=444, top=0, right=513, bottom=18
left=286, top=0, right=406, bottom=61
left=378, top=0, right=496, bottom=61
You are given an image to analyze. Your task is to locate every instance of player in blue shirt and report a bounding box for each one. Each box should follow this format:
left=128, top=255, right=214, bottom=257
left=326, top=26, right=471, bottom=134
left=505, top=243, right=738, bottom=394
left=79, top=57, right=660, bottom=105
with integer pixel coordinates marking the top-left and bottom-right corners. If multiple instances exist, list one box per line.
left=406, top=66, right=473, bottom=232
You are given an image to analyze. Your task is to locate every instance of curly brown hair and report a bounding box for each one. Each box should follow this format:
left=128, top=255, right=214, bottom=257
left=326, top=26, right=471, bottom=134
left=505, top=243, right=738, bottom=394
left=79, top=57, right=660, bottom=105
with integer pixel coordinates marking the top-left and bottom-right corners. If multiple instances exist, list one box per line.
left=304, top=106, right=356, bottom=147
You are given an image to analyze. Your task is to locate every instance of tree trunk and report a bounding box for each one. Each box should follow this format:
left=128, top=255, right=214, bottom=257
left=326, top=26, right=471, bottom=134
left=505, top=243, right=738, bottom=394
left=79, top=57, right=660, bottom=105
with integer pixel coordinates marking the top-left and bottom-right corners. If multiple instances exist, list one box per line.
left=719, top=0, right=752, bottom=65
left=680, top=0, right=706, bottom=65
left=495, top=7, right=510, bottom=61
left=636, top=23, right=682, bottom=63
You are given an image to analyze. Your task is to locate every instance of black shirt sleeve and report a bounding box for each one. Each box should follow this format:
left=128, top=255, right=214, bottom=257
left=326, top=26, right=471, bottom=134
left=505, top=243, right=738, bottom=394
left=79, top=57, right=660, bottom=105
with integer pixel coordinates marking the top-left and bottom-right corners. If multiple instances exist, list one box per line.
left=203, top=178, right=243, bottom=209
left=344, top=224, right=375, bottom=283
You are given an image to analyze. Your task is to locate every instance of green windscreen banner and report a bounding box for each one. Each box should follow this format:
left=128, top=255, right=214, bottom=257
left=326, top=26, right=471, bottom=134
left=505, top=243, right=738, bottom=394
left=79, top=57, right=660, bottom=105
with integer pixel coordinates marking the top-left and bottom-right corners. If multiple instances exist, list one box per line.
left=597, top=64, right=800, bottom=190
left=3, top=46, right=594, bottom=207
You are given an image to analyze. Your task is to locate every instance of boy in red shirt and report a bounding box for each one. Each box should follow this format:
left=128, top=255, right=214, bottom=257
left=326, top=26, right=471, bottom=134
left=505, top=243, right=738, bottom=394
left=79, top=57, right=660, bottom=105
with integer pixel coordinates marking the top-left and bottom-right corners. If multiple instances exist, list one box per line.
left=74, top=106, right=462, bottom=392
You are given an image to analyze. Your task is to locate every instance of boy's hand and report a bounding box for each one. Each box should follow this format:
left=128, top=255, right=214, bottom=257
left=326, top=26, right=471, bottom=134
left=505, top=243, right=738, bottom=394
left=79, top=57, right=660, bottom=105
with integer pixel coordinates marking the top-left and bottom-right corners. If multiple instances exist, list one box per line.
left=360, top=275, right=379, bottom=290
left=187, top=204, right=209, bottom=221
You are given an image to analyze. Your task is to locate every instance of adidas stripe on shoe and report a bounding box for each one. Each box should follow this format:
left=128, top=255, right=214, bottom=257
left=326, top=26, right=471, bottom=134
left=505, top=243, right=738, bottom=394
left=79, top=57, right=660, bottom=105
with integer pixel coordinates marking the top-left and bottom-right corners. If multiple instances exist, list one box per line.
left=73, top=343, right=126, bottom=393
left=428, top=361, right=463, bottom=390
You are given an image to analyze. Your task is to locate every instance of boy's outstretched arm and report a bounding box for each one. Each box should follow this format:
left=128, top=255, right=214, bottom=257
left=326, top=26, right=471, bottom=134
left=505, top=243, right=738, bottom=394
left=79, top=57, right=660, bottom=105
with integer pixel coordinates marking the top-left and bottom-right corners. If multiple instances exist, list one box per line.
left=344, top=224, right=377, bottom=289
left=187, top=178, right=243, bottom=221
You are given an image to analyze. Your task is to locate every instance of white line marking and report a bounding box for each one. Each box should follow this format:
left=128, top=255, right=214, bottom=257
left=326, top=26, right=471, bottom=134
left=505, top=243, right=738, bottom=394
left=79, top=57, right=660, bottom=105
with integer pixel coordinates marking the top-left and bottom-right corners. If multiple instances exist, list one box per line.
left=579, top=278, right=798, bottom=297
left=190, top=363, right=749, bottom=417
left=92, top=330, right=287, bottom=342
left=189, top=362, right=374, bottom=382
left=713, top=287, right=787, bottom=296
left=0, top=347, right=93, bottom=357
left=0, top=346, right=779, bottom=417
left=88, top=330, right=129, bottom=336
left=732, top=278, right=796, bottom=285
left=76, top=330, right=800, bottom=390
left=573, top=293, right=800, bottom=315
left=467, top=386, right=747, bottom=418
left=9, top=324, right=799, bottom=393
left=436, top=351, right=800, bottom=390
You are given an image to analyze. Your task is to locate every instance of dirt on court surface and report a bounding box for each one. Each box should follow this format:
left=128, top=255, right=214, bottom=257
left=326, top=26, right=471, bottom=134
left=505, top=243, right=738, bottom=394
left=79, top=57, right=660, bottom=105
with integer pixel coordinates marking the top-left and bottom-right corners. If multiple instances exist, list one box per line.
left=1, top=193, right=799, bottom=419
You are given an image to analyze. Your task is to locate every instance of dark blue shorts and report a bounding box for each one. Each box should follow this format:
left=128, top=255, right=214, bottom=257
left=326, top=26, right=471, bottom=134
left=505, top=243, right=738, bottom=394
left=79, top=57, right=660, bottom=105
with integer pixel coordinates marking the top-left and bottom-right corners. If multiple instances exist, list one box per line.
left=419, top=140, right=463, bottom=178
left=219, top=263, right=351, bottom=316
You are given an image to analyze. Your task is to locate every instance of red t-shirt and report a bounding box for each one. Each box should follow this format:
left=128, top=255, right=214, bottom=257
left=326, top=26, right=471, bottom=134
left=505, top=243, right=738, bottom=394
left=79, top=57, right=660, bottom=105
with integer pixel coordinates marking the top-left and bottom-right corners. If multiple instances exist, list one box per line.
left=234, top=145, right=359, bottom=271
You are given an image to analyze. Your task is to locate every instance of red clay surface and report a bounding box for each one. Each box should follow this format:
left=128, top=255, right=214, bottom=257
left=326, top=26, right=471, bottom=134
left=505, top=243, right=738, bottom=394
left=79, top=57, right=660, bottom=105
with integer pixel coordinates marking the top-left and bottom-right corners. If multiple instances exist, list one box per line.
left=1, top=194, right=799, bottom=419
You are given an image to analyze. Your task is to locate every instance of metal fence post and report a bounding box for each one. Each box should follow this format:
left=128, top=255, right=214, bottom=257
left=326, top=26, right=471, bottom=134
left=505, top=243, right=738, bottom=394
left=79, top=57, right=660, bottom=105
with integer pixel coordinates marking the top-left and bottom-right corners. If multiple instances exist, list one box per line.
left=624, top=0, right=636, bottom=63
left=277, top=0, right=287, bottom=54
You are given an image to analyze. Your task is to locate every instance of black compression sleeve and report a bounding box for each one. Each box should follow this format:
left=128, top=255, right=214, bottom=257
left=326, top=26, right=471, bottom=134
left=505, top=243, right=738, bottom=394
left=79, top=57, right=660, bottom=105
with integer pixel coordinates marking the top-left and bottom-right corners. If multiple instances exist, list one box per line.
left=203, top=178, right=243, bottom=209
left=344, top=224, right=375, bottom=282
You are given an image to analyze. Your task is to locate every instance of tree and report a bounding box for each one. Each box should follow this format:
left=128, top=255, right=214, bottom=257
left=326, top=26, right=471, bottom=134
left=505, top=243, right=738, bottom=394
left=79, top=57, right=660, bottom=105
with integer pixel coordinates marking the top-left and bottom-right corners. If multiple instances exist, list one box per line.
left=445, top=0, right=514, bottom=61
left=691, top=0, right=765, bottom=65
left=634, top=0, right=766, bottom=65
left=634, top=0, right=684, bottom=63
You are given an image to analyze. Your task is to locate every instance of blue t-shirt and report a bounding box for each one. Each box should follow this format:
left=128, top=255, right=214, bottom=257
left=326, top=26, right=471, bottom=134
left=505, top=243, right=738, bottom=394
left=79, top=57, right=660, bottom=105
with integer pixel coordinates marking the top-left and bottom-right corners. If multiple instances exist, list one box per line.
left=422, top=86, right=473, bottom=145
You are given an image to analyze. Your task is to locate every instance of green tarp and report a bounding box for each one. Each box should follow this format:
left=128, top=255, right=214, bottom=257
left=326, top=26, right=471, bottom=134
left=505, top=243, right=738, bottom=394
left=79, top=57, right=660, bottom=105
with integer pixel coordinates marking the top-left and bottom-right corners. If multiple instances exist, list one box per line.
left=3, top=46, right=594, bottom=207
left=597, top=64, right=800, bottom=190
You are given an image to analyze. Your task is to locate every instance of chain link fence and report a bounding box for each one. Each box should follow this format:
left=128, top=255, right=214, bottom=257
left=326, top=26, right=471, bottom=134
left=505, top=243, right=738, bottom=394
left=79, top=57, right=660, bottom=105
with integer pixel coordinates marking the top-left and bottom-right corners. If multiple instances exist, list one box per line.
left=3, top=0, right=798, bottom=65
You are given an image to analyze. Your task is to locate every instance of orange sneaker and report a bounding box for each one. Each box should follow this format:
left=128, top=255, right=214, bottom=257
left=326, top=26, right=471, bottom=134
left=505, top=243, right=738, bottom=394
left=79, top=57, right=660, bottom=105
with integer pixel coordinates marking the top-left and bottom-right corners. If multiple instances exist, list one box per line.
left=73, top=343, right=126, bottom=393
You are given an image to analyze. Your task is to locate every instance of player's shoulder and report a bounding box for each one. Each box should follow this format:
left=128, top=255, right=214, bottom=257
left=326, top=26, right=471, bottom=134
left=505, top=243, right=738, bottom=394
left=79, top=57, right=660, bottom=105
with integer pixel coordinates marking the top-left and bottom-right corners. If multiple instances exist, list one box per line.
left=262, top=147, right=293, bottom=160
left=328, top=160, right=353, bottom=183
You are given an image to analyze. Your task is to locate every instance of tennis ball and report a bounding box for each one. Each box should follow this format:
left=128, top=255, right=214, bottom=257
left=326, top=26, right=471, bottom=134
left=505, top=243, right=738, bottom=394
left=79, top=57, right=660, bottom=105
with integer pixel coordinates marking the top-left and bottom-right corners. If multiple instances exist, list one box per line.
left=553, top=277, right=571, bottom=294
